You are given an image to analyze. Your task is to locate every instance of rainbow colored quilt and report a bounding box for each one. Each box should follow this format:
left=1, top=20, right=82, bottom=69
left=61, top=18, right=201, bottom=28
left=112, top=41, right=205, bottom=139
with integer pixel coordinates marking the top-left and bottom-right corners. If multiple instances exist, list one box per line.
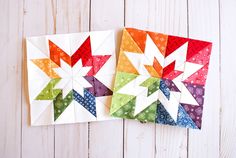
left=27, top=30, right=116, bottom=125
left=110, top=28, right=212, bottom=129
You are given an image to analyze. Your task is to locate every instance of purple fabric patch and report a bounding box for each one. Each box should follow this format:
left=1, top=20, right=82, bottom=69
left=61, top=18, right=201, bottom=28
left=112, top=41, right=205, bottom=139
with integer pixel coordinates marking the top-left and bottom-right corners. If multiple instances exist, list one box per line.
left=84, top=76, right=113, bottom=97
left=181, top=103, right=203, bottom=129
left=182, top=81, right=205, bottom=106
left=162, top=79, right=180, bottom=92
left=180, top=82, right=205, bottom=129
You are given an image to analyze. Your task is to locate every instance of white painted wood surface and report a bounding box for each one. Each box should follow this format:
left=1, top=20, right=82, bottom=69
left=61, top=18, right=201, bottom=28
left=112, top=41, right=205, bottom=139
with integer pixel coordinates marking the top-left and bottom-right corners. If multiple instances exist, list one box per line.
left=0, top=0, right=235, bottom=158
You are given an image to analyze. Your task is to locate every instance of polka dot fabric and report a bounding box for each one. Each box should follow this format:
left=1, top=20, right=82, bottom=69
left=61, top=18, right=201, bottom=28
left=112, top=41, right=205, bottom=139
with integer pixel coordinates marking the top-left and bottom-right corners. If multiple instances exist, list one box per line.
left=27, top=30, right=116, bottom=125
left=110, top=28, right=212, bottom=129
left=73, top=89, right=96, bottom=117
left=31, top=59, right=60, bottom=78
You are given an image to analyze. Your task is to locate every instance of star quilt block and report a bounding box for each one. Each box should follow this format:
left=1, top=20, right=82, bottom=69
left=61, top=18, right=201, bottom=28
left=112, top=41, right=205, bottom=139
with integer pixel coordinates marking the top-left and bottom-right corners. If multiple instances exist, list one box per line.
left=110, top=28, right=212, bottom=129
left=27, top=30, right=116, bottom=125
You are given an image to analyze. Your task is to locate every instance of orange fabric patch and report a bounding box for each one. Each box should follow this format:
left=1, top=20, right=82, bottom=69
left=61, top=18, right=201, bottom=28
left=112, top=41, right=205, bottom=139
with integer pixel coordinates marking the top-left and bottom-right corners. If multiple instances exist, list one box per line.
left=31, top=58, right=60, bottom=78
left=49, top=40, right=71, bottom=66
left=126, top=28, right=147, bottom=52
left=153, top=57, right=163, bottom=77
left=144, top=66, right=159, bottom=78
left=147, top=32, right=168, bottom=56
left=120, top=29, right=143, bottom=53
left=144, top=58, right=163, bottom=78
left=117, top=51, right=139, bottom=75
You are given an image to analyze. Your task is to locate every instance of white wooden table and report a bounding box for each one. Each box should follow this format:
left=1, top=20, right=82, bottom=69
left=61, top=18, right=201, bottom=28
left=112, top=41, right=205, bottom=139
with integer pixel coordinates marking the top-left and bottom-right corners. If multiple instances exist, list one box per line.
left=0, top=0, right=235, bottom=157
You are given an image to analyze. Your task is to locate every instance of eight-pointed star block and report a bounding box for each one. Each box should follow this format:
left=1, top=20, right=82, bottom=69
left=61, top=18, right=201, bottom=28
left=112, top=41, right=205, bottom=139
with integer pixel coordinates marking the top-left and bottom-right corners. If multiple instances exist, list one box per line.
left=27, top=30, right=117, bottom=125
left=110, top=28, right=212, bottom=129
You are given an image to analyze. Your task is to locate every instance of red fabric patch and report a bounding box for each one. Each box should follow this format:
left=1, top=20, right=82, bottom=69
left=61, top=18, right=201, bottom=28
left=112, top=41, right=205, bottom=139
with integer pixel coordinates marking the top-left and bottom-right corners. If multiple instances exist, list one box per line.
left=71, top=36, right=111, bottom=76
left=186, top=40, right=212, bottom=65
left=184, top=64, right=209, bottom=85
left=165, top=35, right=188, bottom=57
left=162, top=61, right=182, bottom=80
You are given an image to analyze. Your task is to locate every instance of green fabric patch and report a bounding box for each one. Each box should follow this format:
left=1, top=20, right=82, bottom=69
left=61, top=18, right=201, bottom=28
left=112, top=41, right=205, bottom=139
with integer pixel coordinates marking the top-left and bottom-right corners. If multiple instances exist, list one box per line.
left=111, top=75, right=160, bottom=122
left=140, top=77, right=160, bottom=96
left=147, top=80, right=160, bottom=96
left=135, top=101, right=158, bottom=123
left=110, top=93, right=135, bottom=114
left=113, top=71, right=137, bottom=92
left=112, top=97, right=136, bottom=119
left=112, top=98, right=158, bottom=123
left=140, top=77, right=159, bottom=87
left=35, top=79, right=61, bottom=100
left=54, top=90, right=73, bottom=121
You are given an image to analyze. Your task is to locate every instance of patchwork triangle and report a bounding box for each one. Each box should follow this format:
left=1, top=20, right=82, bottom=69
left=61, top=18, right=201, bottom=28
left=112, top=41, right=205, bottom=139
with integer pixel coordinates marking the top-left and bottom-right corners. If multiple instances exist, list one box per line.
left=135, top=101, right=157, bottom=123
left=73, top=89, right=96, bottom=117
left=176, top=105, right=198, bottom=129
left=120, top=29, right=143, bottom=53
left=111, top=97, right=136, bottom=119
left=27, top=37, right=49, bottom=57
left=140, top=77, right=160, bottom=96
left=181, top=82, right=205, bottom=106
left=182, top=103, right=203, bottom=129
left=184, top=64, right=209, bottom=85
left=33, top=103, right=54, bottom=125
left=111, top=28, right=212, bottom=129
left=117, top=51, right=139, bottom=74
left=31, top=59, right=60, bottom=78
left=49, top=40, right=71, bottom=66
left=35, top=79, right=61, bottom=100
left=155, top=102, right=176, bottom=126
left=126, top=28, right=147, bottom=52
left=110, top=93, right=135, bottom=115
left=147, top=32, right=168, bottom=56
left=113, top=71, right=138, bottom=92
left=161, top=79, right=180, bottom=92
left=186, top=39, right=212, bottom=64
left=165, top=35, right=188, bottom=57
left=27, top=30, right=116, bottom=125
left=54, top=101, right=75, bottom=124
left=83, top=76, right=113, bottom=97
left=54, top=90, right=73, bottom=121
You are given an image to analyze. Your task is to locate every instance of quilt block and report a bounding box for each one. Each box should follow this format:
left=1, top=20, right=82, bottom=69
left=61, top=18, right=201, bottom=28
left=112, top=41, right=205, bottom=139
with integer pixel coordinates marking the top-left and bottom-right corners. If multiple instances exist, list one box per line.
left=110, top=28, right=212, bottom=129
left=27, top=30, right=116, bottom=125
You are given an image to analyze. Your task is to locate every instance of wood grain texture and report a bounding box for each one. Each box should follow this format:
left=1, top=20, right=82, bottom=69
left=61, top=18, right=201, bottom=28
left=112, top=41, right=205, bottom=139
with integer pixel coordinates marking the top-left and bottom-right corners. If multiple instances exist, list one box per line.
left=220, top=0, right=236, bottom=157
left=54, top=1, right=89, bottom=158
left=153, top=1, right=188, bottom=157
left=124, top=1, right=156, bottom=157
left=0, top=0, right=23, bottom=158
left=89, top=0, right=124, bottom=158
left=0, top=0, right=235, bottom=158
left=124, top=1, right=188, bottom=158
left=22, top=0, right=55, bottom=158
left=188, top=0, right=220, bottom=158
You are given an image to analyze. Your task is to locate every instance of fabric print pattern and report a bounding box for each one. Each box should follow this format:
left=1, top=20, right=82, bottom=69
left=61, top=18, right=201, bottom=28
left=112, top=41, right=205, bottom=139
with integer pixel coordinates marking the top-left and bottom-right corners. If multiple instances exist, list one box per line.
left=110, top=28, right=212, bottom=129
left=27, top=30, right=117, bottom=125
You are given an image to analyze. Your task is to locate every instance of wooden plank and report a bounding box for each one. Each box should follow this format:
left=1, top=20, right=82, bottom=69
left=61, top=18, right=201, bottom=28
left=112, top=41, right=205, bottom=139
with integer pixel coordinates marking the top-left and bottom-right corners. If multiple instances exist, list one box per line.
left=124, top=1, right=156, bottom=158
left=123, top=120, right=156, bottom=158
left=0, top=0, right=23, bottom=158
left=220, top=0, right=236, bottom=157
left=125, top=0, right=188, bottom=157
left=187, top=0, right=220, bottom=157
left=153, top=0, right=188, bottom=157
left=54, top=1, right=90, bottom=158
left=22, top=1, right=56, bottom=158
left=89, top=0, right=124, bottom=158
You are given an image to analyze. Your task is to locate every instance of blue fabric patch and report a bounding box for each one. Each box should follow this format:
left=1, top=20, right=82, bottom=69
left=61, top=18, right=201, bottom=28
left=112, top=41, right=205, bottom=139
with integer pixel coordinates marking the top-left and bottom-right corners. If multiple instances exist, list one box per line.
left=156, top=102, right=176, bottom=125
left=176, top=105, right=198, bottom=129
left=73, top=89, right=97, bottom=117
left=160, top=79, right=170, bottom=100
